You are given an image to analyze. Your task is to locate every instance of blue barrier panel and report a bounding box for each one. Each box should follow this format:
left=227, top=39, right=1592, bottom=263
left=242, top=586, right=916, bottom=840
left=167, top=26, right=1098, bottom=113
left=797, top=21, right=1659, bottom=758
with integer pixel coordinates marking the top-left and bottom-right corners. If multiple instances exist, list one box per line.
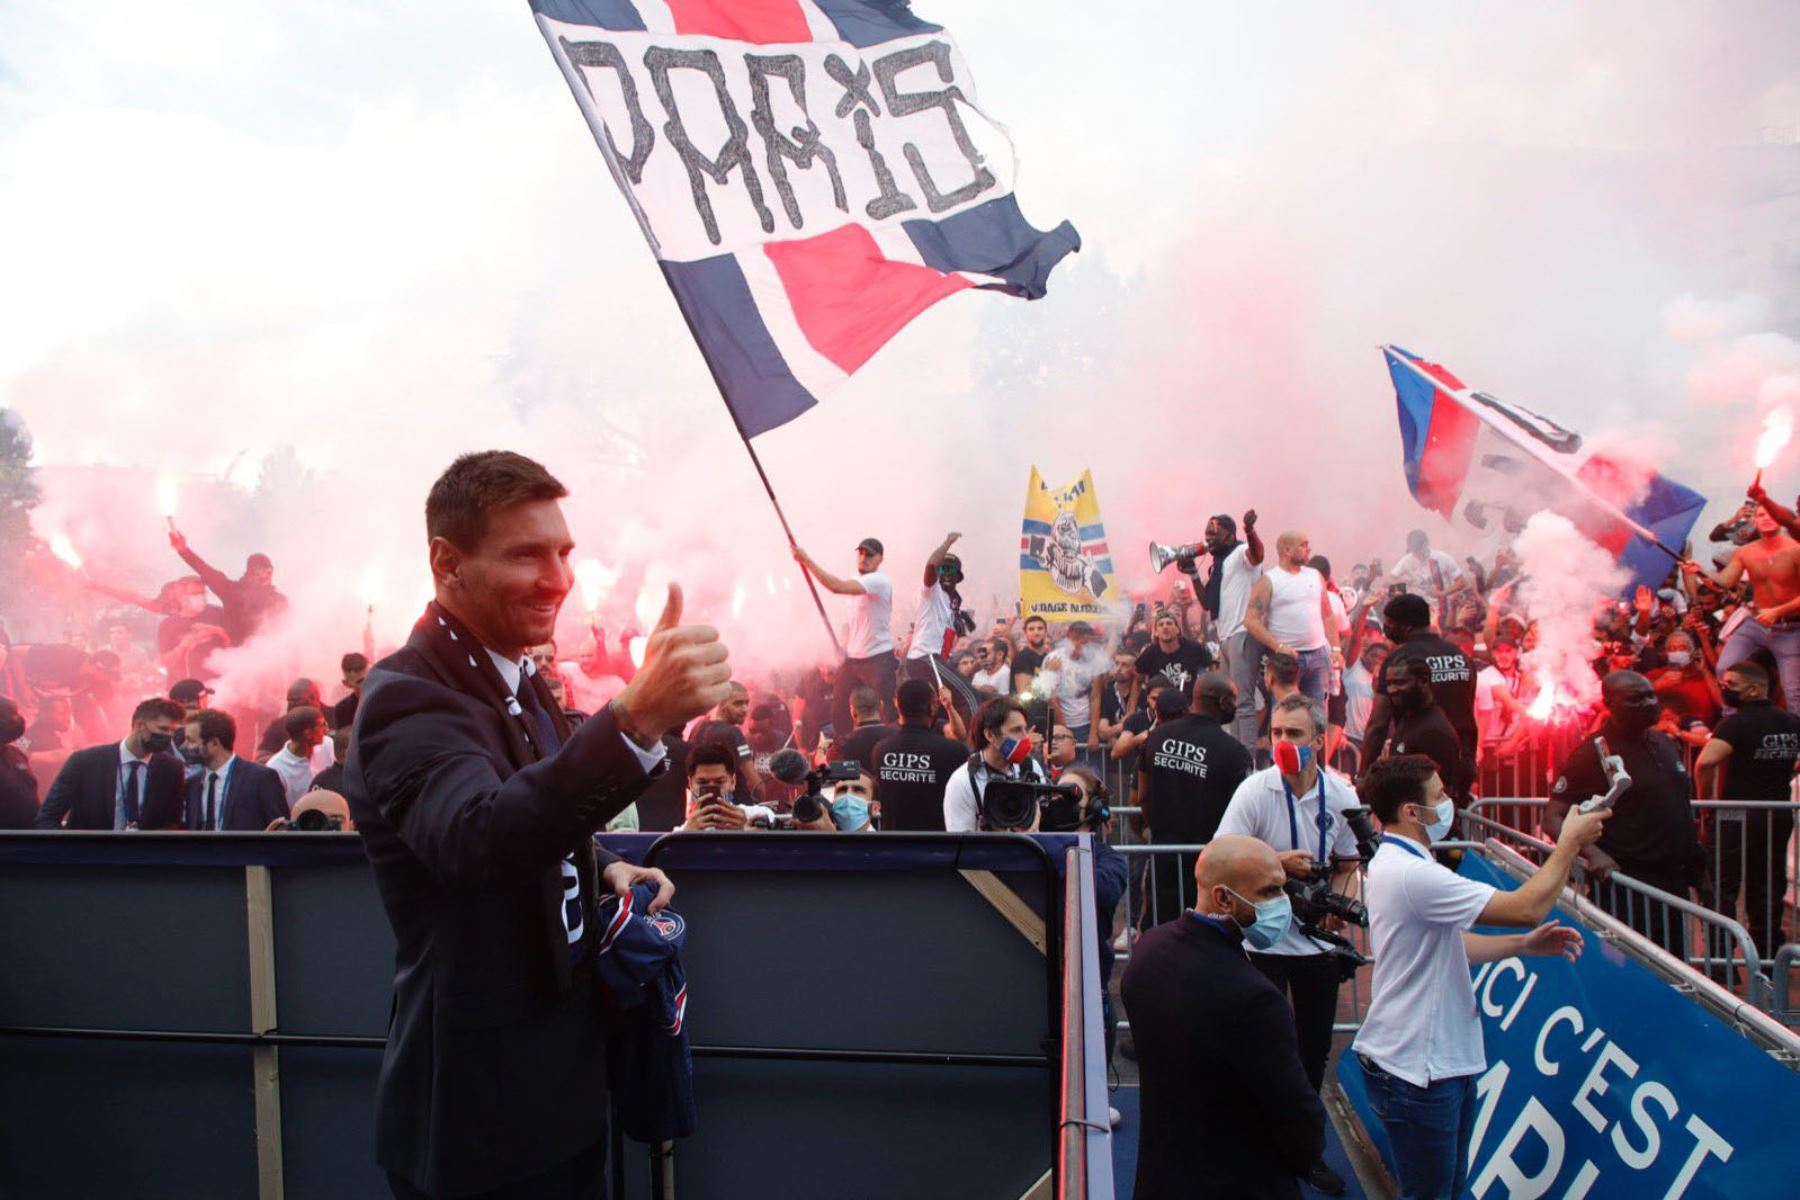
left=1338, top=853, right=1798, bottom=1199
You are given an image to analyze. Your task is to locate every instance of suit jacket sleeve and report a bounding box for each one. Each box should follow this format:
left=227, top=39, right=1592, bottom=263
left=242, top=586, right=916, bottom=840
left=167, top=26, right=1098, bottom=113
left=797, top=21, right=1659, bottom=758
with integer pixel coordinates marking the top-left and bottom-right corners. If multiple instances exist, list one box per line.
left=353, top=673, right=648, bottom=890
left=35, top=750, right=87, bottom=828
left=1227, top=982, right=1326, bottom=1175
left=139, top=757, right=187, bottom=830
left=260, top=767, right=291, bottom=823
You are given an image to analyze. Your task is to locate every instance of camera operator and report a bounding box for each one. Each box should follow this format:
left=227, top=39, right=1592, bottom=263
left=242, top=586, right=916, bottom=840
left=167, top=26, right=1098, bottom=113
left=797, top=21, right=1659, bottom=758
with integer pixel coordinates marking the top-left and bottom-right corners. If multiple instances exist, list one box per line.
left=1355, top=755, right=1606, bottom=1199
left=1213, top=692, right=1361, bottom=1196
left=268, top=788, right=355, bottom=832
left=943, top=697, right=1050, bottom=833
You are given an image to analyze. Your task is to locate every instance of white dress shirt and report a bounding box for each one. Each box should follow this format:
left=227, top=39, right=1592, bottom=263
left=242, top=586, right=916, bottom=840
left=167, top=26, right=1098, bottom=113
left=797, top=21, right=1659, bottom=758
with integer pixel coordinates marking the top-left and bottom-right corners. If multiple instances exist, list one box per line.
left=114, top=740, right=152, bottom=830
left=485, top=648, right=664, bottom=772
left=1353, top=833, right=1498, bottom=1087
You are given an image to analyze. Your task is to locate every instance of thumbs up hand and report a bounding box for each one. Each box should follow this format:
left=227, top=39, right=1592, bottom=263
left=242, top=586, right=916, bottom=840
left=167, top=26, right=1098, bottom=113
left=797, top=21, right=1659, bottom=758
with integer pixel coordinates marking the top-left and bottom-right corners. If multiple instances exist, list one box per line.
left=612, top=583, right=731, bottom=741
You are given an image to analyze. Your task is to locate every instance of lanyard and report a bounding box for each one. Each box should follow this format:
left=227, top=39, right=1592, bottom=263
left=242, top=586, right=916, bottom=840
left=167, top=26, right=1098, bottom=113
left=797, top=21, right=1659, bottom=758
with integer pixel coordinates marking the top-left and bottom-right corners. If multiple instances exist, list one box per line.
left=1282, top=771, right=1331, bottom=864
left=1384, top=834, right=1429, bottom=860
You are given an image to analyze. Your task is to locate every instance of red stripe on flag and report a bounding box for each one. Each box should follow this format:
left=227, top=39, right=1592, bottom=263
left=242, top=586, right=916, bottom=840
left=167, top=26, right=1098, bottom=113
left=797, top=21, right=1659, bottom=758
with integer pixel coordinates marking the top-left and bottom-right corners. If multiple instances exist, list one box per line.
left=1573, top=454, right=1647, bottom=554
left=1415, top=389, right=1479, bottom=518
left=764, top=224, right=972, bottom=374
left=665, top=0, right=811, bottom=43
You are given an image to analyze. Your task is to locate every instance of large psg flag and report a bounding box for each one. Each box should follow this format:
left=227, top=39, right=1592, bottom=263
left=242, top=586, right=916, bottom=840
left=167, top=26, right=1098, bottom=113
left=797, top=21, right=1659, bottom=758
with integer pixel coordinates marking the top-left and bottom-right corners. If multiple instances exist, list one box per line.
left=531, top=0, right=1081, bottom=437
left=1383, top=345, right=1706, bottom=595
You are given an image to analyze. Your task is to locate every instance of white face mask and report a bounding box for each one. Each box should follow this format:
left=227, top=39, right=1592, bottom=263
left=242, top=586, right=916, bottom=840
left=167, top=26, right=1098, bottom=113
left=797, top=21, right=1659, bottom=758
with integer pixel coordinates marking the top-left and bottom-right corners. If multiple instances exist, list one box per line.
left=1665, top=650, right=1692, bottom=668
left=1415, top=799, right=1455, bottom=842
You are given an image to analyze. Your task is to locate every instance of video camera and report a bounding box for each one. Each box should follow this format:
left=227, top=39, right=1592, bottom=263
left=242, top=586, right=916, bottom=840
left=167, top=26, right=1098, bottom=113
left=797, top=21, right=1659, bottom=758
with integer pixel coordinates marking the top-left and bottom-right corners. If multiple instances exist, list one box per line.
left=767, top=749, right=864, bottom=827
left=1286, top=805, right=1381, bottom=979
left=272, top=808, right=345, bottom=833
left=979, top=776, right=1110, bottom=833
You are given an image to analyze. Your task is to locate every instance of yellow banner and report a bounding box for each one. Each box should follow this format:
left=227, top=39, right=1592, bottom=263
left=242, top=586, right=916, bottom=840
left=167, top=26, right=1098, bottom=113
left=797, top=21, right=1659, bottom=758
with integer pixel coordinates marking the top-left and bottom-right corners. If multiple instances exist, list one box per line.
left=1019, top=467, right=1116, bottom=620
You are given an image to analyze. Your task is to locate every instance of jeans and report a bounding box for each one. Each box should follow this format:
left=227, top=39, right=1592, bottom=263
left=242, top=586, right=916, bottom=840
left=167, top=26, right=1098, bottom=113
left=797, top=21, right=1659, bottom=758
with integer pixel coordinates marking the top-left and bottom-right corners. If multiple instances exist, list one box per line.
left=1296, top=646, right=1331, bottom=706
left=1222, top=630, right=1263, bottom=748
left=1359, top=1059, right=1476, bottom=1200
left=1717, top=617, right=1800, bottom=712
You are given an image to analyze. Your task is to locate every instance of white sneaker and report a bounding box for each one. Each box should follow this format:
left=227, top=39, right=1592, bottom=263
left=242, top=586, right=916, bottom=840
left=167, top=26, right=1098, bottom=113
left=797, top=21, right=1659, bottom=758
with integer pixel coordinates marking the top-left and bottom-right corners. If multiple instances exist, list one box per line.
left=1112, top=929, right=1133, bottom=953
left=1108, top=1106, right=1122, bottom=1128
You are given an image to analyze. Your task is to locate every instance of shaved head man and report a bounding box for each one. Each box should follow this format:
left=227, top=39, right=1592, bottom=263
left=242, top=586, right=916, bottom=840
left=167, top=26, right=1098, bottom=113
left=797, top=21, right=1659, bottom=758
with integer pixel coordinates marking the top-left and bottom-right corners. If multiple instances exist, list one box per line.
left=1122, top=836, right=1325, bottom=1198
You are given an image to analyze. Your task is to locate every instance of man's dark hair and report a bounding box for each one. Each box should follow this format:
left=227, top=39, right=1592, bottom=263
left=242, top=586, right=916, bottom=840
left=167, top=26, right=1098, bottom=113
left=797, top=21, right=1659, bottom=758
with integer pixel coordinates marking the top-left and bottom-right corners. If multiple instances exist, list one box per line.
left=284, top=706, right=323, bottom=741
left=1308, top=554, right=1332, bottom=580
left=895, top=678, right=936, bottom=721
left=1724, top=659, right=1770, bottom=690
left=1209, top=513, right=1236, bottom=536
left=972, top=696, right=1027, bottom=750
left=286, top=678, right=320, bottom=708
left=1365, top=754, right=1439, bottom=823
left=132, top=698, right=184, bottom=726
left=1193, top=671, right=1236, bottom=723
left=1384, top=593, right=1432, bottom=631
left=341, top=652, right=369, bottom=674
left=1153, top=686, right=1188, bottom=720
left=1023, top=614, right=1046, bottom=630
left=246, top=553, right=274, bottom=573
left=1265, top=651, right=1300, bottom=687
left=426, top=451, right=569, bottom=551
left=686, top=735, right=740, bottom=778
left=189, top=708, right=237, bottom=752
left=849, top=686, right=881, bottom=719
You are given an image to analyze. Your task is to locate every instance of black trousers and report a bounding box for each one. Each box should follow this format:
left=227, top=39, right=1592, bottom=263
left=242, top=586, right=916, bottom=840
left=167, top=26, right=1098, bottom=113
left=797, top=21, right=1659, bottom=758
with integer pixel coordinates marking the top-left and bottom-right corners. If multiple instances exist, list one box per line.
left=1248, top=951, right=1341, bottom=1095
left=388, top=1137, right=605, bottom=1200
left=1711, top=807, right=1795, bottom=962
left=834, top=651, right=898, bottom=736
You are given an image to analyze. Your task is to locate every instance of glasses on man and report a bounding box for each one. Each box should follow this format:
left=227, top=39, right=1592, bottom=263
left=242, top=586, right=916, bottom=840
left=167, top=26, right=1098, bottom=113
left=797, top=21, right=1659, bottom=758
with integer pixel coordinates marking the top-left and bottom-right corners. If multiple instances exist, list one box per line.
left=1051, top=732, right=1076, bottom=742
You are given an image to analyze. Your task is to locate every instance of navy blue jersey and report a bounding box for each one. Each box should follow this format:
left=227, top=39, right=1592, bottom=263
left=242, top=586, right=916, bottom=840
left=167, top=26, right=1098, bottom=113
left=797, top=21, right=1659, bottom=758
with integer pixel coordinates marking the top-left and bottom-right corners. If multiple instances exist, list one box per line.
left=595, top=881, right=696, bottom=1142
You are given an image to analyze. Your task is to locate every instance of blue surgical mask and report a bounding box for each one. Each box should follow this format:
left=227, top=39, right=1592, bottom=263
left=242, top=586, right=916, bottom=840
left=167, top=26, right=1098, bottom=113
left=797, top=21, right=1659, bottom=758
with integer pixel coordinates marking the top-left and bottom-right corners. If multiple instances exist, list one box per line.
left=1420, top=799, right=1455, bottom=842
left=830, top=791, right=870, bottom=831
left=1226, top=888, right=1293, bottom=950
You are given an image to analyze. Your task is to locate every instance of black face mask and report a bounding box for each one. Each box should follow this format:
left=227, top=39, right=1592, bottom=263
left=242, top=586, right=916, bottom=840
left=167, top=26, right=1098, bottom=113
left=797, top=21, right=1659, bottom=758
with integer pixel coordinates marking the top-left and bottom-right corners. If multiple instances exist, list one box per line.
left=0, top=717, right=24, bottom=745
left=181, top=746, right=206, bottom=767
left=1610, top=703, right=1660, bottom=734
left=1720, top=686, right=1747, bottom=708
left=142, top=732, right=173, bottom=754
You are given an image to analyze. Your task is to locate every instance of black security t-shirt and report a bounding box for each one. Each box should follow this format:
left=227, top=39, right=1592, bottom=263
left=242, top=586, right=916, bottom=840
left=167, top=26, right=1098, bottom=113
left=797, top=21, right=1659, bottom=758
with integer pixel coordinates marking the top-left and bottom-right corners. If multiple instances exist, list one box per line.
left=872, top=724, right=968, bottom=831
left=1012, top=647, right=1046, bottom=684
left=1135, top=640, right=1216, bottom=699
left=1713, top=702, right=1800, bottom=801
left=1387, top=706, right=1471, bottom=797
left=1554, top=728, right=1698, bottom=879
left=836, top=722, right=898, bottom=773
left=1378, top=634, right=1476, bottom=755
left=1140, top=715, right=1252, bottom=846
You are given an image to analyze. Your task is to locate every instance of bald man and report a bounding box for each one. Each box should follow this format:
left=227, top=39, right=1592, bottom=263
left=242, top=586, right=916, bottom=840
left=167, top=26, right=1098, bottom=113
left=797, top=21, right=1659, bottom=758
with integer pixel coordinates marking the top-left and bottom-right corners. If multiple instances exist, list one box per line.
left=1121, top=835, right=1325, bottom=1199
left=1243, top=531, right=1341, bottom=707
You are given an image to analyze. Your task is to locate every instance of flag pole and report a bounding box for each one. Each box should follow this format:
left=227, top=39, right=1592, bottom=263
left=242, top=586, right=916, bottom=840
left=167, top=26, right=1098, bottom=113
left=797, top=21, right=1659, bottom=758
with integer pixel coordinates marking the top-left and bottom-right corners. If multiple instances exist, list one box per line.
left=736, top=432, right=845, bottom=658
left=1383, top=347, right=1686, bottom=563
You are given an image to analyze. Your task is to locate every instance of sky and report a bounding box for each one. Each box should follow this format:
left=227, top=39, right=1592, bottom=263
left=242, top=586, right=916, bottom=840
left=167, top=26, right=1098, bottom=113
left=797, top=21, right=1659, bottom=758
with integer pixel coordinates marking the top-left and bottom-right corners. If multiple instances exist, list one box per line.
left=1, top=0, right=1797, bottom=677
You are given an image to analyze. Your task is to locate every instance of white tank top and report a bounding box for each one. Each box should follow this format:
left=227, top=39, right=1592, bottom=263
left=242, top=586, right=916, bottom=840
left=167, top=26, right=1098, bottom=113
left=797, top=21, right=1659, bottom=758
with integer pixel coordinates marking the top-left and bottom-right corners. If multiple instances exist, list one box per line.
left=1266, top=566, right=1327, bottom=651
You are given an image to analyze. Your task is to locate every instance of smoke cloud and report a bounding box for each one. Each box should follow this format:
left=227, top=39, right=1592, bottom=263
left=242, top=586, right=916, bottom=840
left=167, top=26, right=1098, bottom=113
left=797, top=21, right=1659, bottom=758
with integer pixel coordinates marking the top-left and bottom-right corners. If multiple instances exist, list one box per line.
left=2, top=1, right=1796, bottom=693
left=1513, top=512, right=1628, bottom=715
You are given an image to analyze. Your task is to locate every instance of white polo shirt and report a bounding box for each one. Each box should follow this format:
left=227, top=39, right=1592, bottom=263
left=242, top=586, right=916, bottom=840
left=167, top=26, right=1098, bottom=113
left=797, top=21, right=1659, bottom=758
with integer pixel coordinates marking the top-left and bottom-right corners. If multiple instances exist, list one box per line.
left=1353, top=833, right=1498, bottom=1087
left=1213, top=764, right=1360, bottom=956
left=909, top=581, right=953, bottom=662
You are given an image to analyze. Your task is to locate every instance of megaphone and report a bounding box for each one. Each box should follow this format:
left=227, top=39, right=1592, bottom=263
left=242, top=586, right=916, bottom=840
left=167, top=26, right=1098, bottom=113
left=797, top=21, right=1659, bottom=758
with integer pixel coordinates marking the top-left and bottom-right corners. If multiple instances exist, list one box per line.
left=1149, top=541, right=1203, bottom=574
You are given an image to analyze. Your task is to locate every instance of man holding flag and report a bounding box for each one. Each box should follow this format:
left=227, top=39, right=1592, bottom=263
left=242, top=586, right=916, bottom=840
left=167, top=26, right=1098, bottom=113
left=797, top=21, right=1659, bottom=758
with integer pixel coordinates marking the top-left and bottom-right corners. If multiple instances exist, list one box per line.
left=795, top=539, right=898, bottom=731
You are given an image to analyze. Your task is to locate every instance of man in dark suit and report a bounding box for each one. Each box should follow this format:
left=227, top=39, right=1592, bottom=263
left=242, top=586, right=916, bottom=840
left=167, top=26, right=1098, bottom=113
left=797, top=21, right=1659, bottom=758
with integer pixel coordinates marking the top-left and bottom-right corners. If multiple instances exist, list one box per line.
left=346, top=451, right=729, bottom=1200
left=0, top=698, right=37, bottom=829
left=167, top=708, right=291, bottom=831
left=36, top=697, right=186, bottom=830
left=1121, top=834, right=1325, bottom=1199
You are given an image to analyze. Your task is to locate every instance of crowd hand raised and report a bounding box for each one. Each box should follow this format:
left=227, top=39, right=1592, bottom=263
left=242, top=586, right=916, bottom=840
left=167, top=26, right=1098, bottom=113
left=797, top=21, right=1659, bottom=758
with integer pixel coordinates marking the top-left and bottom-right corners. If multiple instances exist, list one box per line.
left=1243, top=508, right=1258, bottom=530
left=168, top=529, right=188, bottom=553
left=612, top=583, right=730, bottom=741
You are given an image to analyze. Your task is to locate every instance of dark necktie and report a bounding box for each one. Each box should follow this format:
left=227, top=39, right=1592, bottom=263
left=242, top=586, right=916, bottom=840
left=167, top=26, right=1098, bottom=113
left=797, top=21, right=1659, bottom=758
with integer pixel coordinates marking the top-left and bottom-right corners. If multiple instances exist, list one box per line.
left=516, top=673, right=562, bottom=756
left=205, top=772, right=219, bottom=831
left=122, top=760, right=143, bottom=826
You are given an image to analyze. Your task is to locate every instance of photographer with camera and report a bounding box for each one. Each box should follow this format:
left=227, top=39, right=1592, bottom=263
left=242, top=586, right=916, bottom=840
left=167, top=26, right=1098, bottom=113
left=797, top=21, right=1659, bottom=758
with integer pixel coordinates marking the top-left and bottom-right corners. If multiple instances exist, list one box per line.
left=270, top=788, right=355, bottom=832
left=1355, top=755, right=1607, bottom=1199
left=1213, top=693, right=1363, bottom=1196
left=765, top=748, right=873, bottom=831
left=942, top=697, right=1051, bottom=832
left=677, top=738, right=768, bottom=832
